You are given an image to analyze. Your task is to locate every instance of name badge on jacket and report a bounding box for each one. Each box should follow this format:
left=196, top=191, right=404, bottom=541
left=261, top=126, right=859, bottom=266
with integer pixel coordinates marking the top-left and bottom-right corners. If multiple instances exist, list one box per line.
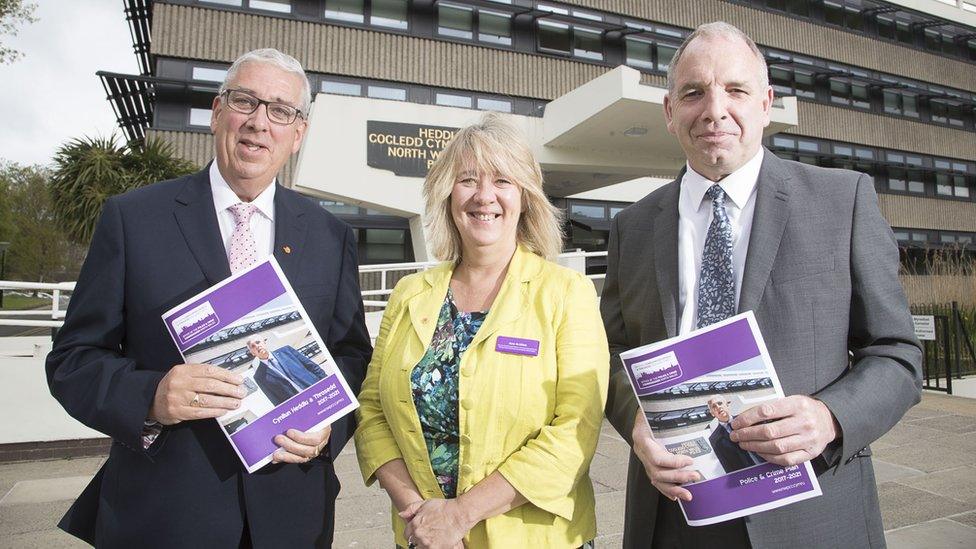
left=496, top=336, right=539, bottom=357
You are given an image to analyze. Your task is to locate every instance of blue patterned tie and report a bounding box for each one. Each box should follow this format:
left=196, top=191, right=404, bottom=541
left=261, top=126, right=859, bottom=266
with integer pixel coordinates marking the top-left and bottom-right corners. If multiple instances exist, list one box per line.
left=697, top=184, right=736, bottom=328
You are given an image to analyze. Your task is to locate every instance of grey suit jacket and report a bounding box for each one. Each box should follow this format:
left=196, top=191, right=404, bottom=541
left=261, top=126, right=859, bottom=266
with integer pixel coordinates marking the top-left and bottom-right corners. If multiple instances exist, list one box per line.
left=601, top=150, right=922, bottom=548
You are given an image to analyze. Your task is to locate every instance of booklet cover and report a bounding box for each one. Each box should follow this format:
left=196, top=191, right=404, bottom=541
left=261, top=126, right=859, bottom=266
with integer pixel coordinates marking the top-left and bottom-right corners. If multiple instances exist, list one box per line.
left=162, top=258, right=358, bottom=473
left=621, top=311, right=822, bottom=526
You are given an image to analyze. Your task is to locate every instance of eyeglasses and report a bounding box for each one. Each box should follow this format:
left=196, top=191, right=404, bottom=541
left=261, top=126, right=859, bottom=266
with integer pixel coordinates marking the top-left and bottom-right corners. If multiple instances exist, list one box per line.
left=221, top=89, right=304, bottom=125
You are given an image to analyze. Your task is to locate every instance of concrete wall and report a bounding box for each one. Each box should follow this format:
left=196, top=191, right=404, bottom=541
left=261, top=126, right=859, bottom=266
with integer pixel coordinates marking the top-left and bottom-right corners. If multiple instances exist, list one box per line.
left=0, top=339, right=102, bottom=444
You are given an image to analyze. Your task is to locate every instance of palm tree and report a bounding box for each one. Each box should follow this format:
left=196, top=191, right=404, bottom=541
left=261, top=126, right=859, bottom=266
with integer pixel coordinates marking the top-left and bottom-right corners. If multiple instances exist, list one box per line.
left=49, top=136, right=197, bottom=245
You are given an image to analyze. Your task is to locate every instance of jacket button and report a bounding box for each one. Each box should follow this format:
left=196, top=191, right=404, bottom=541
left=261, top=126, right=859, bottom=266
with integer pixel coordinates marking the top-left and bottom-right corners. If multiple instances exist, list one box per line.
left=460, top=399, right=473, bottom=410
left=460, top=434, right=471, bottom=445
left=460, top=464, right=473, bottom=475
left=461, top=368, right=473, bottom=377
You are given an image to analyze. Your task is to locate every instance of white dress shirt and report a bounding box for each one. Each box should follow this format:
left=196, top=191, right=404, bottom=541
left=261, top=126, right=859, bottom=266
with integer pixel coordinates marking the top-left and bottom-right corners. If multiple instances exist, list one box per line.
left=677, top=148, right=764, bottom=335
left=209, top=160, right=276, bottom=260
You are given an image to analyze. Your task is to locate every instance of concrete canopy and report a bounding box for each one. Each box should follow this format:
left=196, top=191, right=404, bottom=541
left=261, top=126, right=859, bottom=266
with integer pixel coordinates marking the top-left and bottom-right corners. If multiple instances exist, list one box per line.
left=292, top=66, right=798, bottom=258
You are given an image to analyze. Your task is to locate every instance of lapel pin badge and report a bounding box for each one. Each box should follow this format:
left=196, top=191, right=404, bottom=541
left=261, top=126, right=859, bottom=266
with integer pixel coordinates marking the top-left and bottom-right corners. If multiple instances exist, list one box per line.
left=282, top=245, right=292, bottom=254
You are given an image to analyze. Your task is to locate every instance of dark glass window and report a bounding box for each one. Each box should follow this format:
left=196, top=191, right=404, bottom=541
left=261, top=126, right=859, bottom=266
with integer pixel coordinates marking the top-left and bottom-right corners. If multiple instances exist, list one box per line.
left=625, top=38, right=653, bottom=70
left=574, top=27, right=603, bottom=60
left=250, top=0, right=290, bottom=13
left=479, top=10, right=512, bottom=45
left=538, top=21, right=571, bottom=54
left=371, top=0, right=408, bottom=29
left=570, top=204, right=605, bottom=219
left=325, top=0, right=364, bottom=23
left=438, top=3, right=473, bottom=39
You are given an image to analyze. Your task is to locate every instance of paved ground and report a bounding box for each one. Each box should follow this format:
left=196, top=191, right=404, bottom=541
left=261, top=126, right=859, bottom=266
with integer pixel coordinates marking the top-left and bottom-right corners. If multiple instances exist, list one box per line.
left=1, top=391, right=974, bottom=548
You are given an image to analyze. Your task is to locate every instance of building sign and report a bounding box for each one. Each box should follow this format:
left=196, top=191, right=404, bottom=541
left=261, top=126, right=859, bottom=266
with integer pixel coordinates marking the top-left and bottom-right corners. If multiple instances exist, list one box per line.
left=366, top=121, right=459, bottom=177
left=912, top=315, right=936, bottom=341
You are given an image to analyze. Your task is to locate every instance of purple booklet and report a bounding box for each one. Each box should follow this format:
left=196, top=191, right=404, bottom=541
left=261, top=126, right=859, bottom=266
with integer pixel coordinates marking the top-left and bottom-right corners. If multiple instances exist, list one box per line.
left=162, top=258, right=358, bottom=473
left=621, top=311, right=821, bottom=526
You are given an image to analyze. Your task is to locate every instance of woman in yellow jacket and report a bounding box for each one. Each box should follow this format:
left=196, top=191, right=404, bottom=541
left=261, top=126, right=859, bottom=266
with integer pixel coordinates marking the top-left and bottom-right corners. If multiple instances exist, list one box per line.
left=354, top=113, right=609, bottom=549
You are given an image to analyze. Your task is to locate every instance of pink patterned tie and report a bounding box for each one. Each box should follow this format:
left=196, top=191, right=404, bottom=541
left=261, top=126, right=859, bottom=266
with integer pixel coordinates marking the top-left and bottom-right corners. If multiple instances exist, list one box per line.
left=228, top=203, right=259, bottom=273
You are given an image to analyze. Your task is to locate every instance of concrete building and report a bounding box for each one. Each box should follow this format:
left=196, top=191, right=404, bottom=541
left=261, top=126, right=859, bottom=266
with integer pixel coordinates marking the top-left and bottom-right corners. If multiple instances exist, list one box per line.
left=100, top=0, right=975, bottom=275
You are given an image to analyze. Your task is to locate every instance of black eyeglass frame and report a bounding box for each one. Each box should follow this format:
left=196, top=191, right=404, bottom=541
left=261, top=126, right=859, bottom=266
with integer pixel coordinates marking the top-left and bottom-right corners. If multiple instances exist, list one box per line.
left=220, top=89, right=306, bottom=125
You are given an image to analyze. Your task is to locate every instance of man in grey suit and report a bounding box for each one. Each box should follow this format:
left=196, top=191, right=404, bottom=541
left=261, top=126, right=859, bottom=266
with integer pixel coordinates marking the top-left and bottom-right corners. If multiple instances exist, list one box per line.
left=601, top=22, right=922, bottom=548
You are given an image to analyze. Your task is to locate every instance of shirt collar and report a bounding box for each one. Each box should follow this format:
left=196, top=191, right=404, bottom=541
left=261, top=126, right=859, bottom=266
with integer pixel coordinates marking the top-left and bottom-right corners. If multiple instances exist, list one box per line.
left=682, top=148, right=764, bottom=212
left=209, top=160, right=276, bottom=222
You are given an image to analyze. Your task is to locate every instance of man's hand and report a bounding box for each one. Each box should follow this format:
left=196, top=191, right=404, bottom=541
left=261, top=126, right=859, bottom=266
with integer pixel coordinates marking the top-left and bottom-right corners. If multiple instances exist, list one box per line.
left=402, top=499, right=470, bottom=549
left=149, top=363, right=245, bottom=425
left=731, top=395, right=839, bottom=466
left=632, top=409, right=701, bottom=501
left=272, top=426, right=331, bottom=464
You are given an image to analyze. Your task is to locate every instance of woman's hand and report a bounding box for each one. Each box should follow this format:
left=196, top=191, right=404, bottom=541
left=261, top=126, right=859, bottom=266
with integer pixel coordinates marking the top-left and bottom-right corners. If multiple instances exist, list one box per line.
left=402, top=499, right=473, bottom=549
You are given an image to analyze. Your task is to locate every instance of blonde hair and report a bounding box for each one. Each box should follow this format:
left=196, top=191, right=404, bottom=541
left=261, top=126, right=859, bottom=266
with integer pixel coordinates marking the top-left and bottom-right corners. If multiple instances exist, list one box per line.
left=422, top=113, right=564, bottom=261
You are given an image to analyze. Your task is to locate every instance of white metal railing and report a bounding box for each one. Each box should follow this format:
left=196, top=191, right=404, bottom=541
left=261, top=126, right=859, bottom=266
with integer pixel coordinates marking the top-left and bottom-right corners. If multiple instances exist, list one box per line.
left=0, top=281, right=75, bottom=328
left=0, top=251, right=610, bottom=331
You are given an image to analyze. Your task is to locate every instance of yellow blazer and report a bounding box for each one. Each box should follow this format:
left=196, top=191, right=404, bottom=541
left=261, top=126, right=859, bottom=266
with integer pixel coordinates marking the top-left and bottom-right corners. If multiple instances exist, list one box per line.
left=354, top=246, right=609, bottom=548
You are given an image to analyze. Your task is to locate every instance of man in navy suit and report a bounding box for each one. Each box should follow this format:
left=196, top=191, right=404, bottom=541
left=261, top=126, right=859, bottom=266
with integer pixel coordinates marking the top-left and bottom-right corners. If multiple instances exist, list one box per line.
left=247, top=337, right=326, bottom=406
left=705, top=395, right=763, bottom=474
left=46, top=48, right=371, bottom=548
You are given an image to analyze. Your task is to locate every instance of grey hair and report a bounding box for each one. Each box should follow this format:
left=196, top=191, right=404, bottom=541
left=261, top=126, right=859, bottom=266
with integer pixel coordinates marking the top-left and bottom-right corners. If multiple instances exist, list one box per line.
left=219, top=48, right=312, bottom=115
left=666, top=21, right=769, bottom=93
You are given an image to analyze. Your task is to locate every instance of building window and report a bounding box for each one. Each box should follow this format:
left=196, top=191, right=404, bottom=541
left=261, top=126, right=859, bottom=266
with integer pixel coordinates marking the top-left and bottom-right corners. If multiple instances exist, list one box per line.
left=767, top=55, right=816, bottom=100
left=570, top=203, right=605, bottom=219
left=190, top=108, right=212, bottom=127
left=477, top=97, right=512, bottom=112
left=437, top=3, right=512, bottom=46
left=322, top=80, right=362, bottom=96
left=930, top=98, right=968, bottom=127
left=536, top=4, right=604, bottom=61
left=883, top=90, right=919, bottom=118
left=249, top=0, right=290, bottom=13
left=367, top=85, right=407, bottom=101
left=317, top=200, right=360, bottom=215
left=192, top=66, right=228, bottom=82
left=370, top=0, right=408, bottom=29
left=324, top=0, right=363, bottom=23
left=479, top=9, right=512, bottom=45
left=538, top=20, right=571, bottom=55
left=362, top=229, right=409, bottom=262
left=829, top=76, right=869, bottom=109
left=624, top=38, right=653, bottom=70
left=823, top=1, right=862, bottom=30
left=325, top=0, right=407, bottom=29
left=436, top=92, right=473, bottom=108
left=573, top=27, right=603, bottom=60
left=438, top=3, right=473, bottom=39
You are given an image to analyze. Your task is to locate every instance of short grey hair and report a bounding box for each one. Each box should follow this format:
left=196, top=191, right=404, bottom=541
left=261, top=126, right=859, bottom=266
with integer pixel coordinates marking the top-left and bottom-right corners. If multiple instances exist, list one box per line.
left=219, top=48, right=312, bottom=116
left=666, top=21, right=769, bottom=93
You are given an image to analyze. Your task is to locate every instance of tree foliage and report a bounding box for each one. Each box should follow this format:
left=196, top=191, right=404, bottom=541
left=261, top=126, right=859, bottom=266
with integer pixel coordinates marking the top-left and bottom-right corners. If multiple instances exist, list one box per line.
left=0, top=0, right=38, bottom=64
left=0, top=161, right=84, bottom=282
left=49, top=135, right=198, bottom=245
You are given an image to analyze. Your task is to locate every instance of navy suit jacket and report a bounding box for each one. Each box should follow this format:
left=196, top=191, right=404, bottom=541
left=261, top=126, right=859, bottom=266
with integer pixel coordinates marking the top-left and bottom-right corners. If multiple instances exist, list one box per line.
left=708, top=421, right=756, bottom=474
left=46, top=167, right=372, bottom=548
left=253, top=346, right=326, bottom=406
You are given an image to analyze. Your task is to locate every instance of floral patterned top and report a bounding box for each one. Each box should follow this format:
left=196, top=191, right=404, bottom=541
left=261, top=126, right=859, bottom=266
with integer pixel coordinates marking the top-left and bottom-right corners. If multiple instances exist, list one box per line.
left=410, top=288, right=487, bottom=498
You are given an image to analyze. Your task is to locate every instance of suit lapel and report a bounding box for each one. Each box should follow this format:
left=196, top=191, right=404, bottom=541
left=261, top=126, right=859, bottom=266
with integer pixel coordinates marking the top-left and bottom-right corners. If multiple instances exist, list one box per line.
left=272, top=185, right=308, bottom=280
left=173, top=167, right=231, bottom=285
left=739, top=150, right=792, bottom=315
left=654, top=180, right=681, bottom=338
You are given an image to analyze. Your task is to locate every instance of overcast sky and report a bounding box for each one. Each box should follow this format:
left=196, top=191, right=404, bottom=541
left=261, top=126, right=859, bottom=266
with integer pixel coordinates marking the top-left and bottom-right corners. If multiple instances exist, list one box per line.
left=0, top=1, right=137, bottom=167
